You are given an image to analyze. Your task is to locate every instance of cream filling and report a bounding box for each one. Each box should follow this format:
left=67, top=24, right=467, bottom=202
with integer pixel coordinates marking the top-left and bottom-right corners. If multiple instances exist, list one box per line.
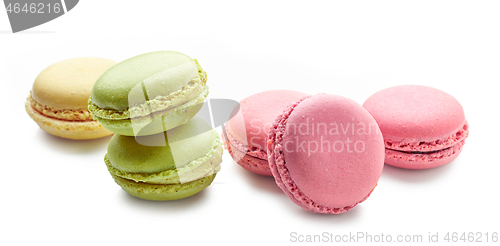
left=89, top=81, right=207, bottom=120
left=25, top=101, right=104, bottom=132
left=93, top=86, right=208, bottom=126
left=28, top=93, right=93, bottom=121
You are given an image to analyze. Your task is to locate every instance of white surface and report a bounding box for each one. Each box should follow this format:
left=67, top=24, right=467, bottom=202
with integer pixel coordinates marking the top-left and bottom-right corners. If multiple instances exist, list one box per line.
left=1, top=1, right=499, bottom=245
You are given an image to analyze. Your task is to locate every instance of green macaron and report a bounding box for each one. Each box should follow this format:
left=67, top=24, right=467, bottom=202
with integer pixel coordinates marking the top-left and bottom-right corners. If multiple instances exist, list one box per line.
left=89, top=51, right=208, bottom=136
left=105, top=117, right=223, bottom=200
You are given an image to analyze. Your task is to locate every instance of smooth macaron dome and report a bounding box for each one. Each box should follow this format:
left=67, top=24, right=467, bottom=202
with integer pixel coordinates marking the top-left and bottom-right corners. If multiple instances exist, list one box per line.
left=25, top=57, right=116, bottom=139
left=105, top=117, right=223, bottom=200
left=89, top=51, right=208, bottom=136
left=363, top=85, right=469, bottom=169
left=267, top=94, right=385, bottom=214
left=223, top=90, right=308, bottom=176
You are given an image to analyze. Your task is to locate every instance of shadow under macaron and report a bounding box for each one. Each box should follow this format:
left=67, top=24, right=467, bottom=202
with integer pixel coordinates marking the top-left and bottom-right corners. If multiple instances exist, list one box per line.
left=292, top=202, right=365, bottom=224
left=233, top=158, right=366, bottom=223
left=37, top=130, right=112, bottom=154
left=117, top=187, right=210, bottom=212
left=381, top=161, right=456, bottom=183
left=232, top=159, right=283, bottom=195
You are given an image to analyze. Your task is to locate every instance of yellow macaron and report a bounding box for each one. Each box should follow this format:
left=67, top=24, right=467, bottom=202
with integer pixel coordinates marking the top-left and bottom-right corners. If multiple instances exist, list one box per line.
left=25, top=57, right=117, bottom=139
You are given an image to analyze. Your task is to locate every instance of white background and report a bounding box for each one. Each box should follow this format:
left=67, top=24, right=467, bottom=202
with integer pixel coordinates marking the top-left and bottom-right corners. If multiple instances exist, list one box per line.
left=1, top=1, right=499, bottom=245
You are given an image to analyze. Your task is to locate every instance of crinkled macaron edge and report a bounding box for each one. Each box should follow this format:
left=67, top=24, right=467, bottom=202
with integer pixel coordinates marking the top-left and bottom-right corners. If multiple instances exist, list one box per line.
left=385, top=139, right=465, bottom=169
left=25, top=99, right=112, bottom=139
left=385, top=122, right=469, bottom=152
left=222, top=132, right=272, bottom=176
left=28, top=93, right=94, bottom=121
left=111, top=173, right=217, bottom=201
left=267, top=96, right=373, bottom=214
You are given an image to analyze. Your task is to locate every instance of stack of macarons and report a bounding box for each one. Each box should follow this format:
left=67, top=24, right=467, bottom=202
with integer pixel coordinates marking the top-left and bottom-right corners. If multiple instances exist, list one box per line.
left=223, top=86, right=468, bottom=214
left=88, top=51, right=222, bottom=200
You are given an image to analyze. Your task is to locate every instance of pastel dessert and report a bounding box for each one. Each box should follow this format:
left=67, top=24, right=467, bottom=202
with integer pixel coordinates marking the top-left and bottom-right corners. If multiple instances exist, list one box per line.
left=105, top=117, right=222, bottom=200
left=363, top=85, right=469, bottom=169
left=25, top=57, right=116, bottom=139
left=267, top=94, right=385, bottom=214
left=88, top=51, right=208, bottom=136
left=223, top=90, right=308, bottom=176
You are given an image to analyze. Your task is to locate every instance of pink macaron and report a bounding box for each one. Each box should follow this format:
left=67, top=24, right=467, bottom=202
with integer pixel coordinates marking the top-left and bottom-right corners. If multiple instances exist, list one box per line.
left=223, top=90, right=308, bottom=176
left=267, top=94, right=385, bottom=214
left=363, top=85, right=469, bottom=169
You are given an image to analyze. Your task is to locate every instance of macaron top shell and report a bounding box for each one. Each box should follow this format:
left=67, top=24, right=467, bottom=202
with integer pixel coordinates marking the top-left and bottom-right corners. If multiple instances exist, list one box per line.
left=32, top=57, right=116, bottom=110
left=274, top=94, right=385, bottom=210
left=363, top=85, right=466, bottom=143
left=90, top=51, right=206, bottom=113
left=107, top=117, right=218, bottom=174
left=226, top=90, right=307, bottom=155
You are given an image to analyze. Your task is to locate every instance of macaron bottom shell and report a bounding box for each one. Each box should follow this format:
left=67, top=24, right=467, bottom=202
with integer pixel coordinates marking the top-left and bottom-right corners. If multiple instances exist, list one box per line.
left=383, top=122, right=468, bottom=169
left=111, top=173, right=217, bottom=201
left=385, top=139, right=465, bottom=169
left=25, top=100, right=112, bottom=140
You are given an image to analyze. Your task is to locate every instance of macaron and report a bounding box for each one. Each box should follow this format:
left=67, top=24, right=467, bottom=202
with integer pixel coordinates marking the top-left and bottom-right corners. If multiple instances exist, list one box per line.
left=105, top=117, right=222, bottom=200
left=267, top=94, right=385, bottom=214
left=25, top=57, right=116, bottom=140
left=223, top=90, right=308, bottom=176
left=88, top=51, right=208, bottom=136
left=363, top=85, right=469, bottom=169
